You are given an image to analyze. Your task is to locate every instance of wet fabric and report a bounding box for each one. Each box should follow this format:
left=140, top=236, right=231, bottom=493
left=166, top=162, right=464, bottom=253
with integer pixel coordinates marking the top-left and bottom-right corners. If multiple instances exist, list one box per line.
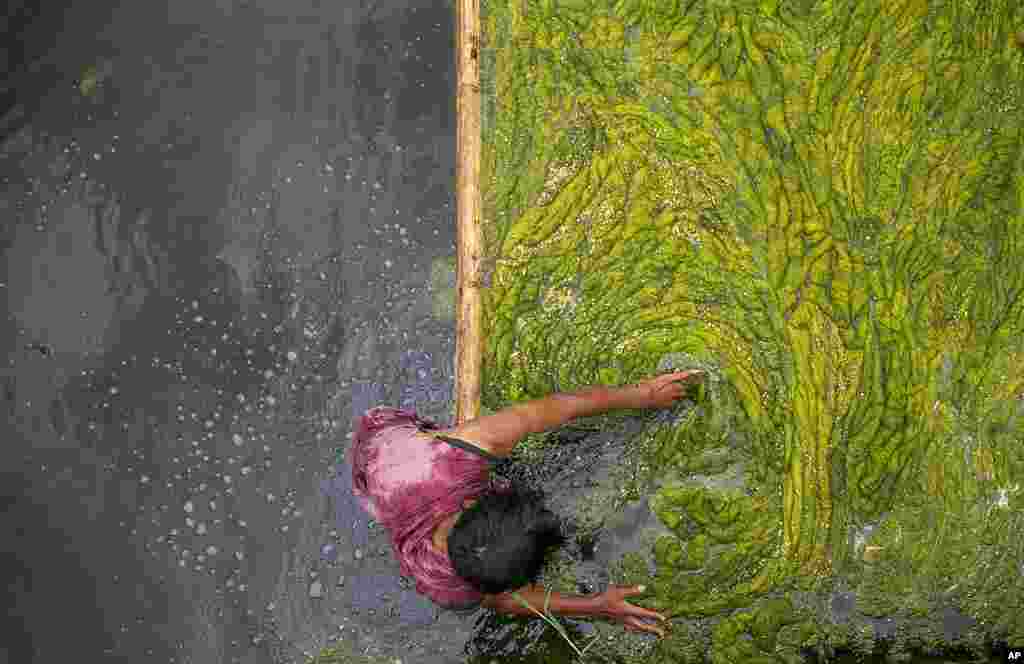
left=349, top=405, right=513, bottom=611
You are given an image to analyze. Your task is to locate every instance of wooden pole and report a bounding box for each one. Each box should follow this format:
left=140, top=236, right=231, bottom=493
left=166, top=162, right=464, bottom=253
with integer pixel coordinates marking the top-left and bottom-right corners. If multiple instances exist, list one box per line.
left=454, top=0, right=483, bottom=426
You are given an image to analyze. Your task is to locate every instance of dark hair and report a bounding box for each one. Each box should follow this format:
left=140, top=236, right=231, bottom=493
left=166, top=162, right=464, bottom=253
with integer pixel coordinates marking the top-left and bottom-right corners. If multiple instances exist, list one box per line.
left=447, top=484, right=568, bottom=595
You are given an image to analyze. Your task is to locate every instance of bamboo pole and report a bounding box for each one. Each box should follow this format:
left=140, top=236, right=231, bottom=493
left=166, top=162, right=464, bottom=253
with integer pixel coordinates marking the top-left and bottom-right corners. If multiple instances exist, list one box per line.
left=454, top=0, right=483, bottom=426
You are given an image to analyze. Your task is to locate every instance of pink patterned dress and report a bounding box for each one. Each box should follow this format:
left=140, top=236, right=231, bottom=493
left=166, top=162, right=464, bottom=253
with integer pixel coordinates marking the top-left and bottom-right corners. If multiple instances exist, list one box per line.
left=349, top=406, right=512, bottom=610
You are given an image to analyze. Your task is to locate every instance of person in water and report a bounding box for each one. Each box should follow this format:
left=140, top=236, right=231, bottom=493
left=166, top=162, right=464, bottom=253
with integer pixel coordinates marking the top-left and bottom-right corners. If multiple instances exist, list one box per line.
left=349, top=365, right=705, bottom=638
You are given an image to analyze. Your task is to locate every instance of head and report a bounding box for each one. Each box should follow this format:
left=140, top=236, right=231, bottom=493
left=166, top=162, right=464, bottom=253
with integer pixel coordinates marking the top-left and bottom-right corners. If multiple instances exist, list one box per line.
left=447, top=484, right=568, bottom=595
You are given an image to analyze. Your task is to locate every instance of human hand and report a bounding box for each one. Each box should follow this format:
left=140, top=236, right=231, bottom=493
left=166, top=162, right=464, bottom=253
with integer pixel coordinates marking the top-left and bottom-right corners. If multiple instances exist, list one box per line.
left=632, top=370, right=705, bottom=410
left=596, top=585, right=669, bottom=637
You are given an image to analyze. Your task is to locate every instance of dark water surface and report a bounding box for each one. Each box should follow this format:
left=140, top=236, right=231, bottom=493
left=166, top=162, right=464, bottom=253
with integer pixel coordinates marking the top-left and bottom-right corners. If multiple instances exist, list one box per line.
left=1, top=0, right=484, bottom=662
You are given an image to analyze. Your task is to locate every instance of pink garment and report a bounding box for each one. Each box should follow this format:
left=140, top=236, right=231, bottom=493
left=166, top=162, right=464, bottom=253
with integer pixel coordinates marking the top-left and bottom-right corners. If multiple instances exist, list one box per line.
left=349, top=406, right=512, bottom=610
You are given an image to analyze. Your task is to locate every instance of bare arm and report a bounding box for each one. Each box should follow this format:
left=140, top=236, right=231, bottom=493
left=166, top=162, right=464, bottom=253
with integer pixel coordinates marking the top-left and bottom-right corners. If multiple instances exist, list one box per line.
left=446, top=384, right=644, bottom=457
left=483, top=584, right=670, bottom=637
left=481, top=584, right=603, bottom=620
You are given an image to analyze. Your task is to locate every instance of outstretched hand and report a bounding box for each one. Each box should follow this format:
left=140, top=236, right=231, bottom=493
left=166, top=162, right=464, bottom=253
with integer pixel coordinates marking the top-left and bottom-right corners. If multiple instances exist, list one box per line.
left=597, top=585, right=669, bottom=637
left=633, top=369, right=705, bottom=410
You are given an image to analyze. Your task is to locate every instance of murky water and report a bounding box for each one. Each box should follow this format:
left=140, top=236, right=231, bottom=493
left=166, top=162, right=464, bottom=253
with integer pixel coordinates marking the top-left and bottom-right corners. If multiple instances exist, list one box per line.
left=0, top=1, right=513, bottom=662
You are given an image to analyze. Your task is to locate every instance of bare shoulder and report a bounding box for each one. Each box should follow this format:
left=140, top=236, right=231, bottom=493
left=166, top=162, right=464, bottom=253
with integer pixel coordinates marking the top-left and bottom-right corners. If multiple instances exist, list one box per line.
left=415, top=427, right=502, bottom=458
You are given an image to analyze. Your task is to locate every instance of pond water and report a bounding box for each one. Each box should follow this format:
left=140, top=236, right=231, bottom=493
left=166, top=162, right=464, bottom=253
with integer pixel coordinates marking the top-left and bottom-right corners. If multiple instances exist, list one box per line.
left=0, top=1, right=519, bottom=662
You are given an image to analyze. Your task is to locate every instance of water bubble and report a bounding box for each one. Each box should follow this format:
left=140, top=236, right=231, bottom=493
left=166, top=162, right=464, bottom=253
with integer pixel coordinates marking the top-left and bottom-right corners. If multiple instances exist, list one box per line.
left=232, top=433, right=244, bottom=446
left=205, top=545, right=218, bottom=556
left=184, top=500, right=194, bottom=513
left=196, top=522, right=208, bottom=535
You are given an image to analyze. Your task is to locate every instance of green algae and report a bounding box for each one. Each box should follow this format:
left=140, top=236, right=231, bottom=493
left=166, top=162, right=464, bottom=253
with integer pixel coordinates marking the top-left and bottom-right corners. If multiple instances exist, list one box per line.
left=307, top=640, right=406, bottom=664
left=708, top=599, right=804, bottom=664
left=465, top=0, right=1024, bottom=661
left=79, top=64, right=100, bottom=98
left=309, top=0, right=1024, bottom=660
left=78, top=59, right=114, bottom=100
left=429, top=255, right=459, bottom=324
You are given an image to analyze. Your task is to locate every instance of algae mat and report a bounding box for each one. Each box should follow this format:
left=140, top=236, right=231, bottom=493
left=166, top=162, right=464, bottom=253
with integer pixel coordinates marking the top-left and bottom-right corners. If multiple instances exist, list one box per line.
left=462, top=0, right=1024, bottom=661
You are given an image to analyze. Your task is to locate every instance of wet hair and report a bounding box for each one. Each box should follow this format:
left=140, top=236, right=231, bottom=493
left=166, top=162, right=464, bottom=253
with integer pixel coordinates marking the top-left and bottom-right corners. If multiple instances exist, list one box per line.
left=447, top=484, right=568, bottom=595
